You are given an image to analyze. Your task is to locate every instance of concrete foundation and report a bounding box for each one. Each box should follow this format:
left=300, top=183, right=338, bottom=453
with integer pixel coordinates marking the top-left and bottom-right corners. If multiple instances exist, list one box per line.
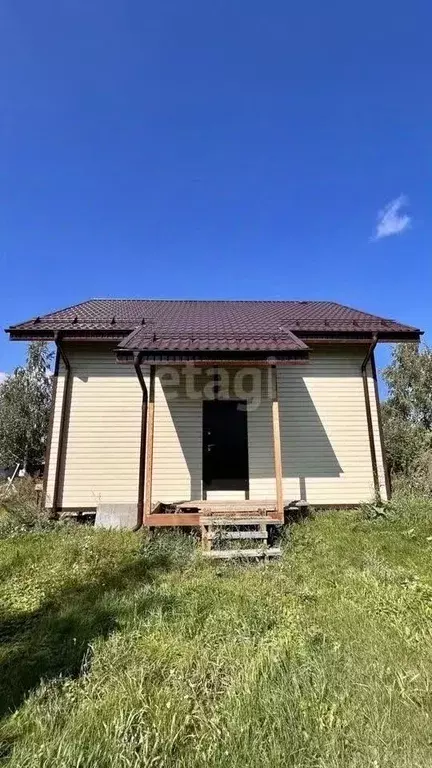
left=95, top=503, right=138, bottom=530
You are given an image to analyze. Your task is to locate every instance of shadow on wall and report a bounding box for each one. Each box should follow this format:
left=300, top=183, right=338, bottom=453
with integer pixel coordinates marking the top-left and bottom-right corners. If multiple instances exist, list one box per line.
left=162, top=370, right=342, bottom=504
left=163, top=394, right=203, bottom=501
left=279, top=376, right=342, bottom=481
left=159, top=390, right=202, bottom=501
left=54, top=372, right=74, bottom=509
left=246, top=376, right=342, bottom=502
left=51, top=353, right=355, bottom=509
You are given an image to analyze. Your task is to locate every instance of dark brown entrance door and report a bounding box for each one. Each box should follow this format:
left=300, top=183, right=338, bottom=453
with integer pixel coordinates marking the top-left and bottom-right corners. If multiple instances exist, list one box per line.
left=202, top=400, right=249, bottom=494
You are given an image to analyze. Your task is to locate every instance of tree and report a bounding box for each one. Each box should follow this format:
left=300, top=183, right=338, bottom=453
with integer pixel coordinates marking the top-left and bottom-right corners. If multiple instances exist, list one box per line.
left=0, top=342, right=53, bottom=472
left=383, top=343, right=432, bottom=429
left=382, top=343, right=432, bottom=476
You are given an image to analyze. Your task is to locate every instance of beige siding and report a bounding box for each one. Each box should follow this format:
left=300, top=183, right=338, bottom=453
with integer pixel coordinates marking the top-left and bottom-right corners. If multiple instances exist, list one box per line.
left=278, top=348, right=387, bottom=504
left=46, top=344, right=142, bottom=508
left=150, top=368, right=202, bottom=503
left=46, top=344, right=387, bottom=510
left=149, top=366, right=274, bottom=505
left=248, top=398, right=276, bottom=500
left=45, top=358, right=66, bottom=504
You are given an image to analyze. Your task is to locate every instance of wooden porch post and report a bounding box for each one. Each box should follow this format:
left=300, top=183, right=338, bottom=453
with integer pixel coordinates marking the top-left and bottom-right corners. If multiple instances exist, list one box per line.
left=271, top=365, right=284, bottom=522
left=144, top=365, right=156, bottom=522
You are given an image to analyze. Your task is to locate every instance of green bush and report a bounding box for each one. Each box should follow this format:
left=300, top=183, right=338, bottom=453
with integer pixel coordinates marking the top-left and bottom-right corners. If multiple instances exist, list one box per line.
left=0, top=477, right=52, bottom=537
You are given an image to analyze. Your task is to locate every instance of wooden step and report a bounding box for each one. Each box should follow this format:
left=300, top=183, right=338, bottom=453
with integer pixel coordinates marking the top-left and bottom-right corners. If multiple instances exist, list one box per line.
left=200, top=516, right=281, bottom=526
left=178, top=500, right=280, bottom=512
left=200, top=512, right=279, bottom=520
left=205, top=530, right=268, bottom=541
left=203, top=547, right=281, bottom=560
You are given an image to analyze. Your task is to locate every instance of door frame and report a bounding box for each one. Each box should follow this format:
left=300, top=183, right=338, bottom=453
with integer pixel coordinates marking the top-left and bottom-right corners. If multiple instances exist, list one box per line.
left=202, top=399, right=250, bottom=499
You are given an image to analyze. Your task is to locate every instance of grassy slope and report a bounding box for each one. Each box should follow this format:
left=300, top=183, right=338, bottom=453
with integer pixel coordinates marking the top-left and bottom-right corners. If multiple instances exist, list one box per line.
left=0, top=501, right=431, bottom=768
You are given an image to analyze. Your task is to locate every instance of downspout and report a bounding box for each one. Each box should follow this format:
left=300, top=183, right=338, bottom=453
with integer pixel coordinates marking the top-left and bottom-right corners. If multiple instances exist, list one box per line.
left=371, top=352, right=392, bottom=499
left=41, top=346, right=60, bottom=509
left=51, top=334, right=71, bottom=518
left=133, top=351, right=148, bottom=530
left=361, top=334, right=380, bottom=502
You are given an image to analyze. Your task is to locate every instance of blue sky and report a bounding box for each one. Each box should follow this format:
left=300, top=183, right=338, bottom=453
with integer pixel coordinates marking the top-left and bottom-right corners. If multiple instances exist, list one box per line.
left=1, top=0, right=430, bottom=383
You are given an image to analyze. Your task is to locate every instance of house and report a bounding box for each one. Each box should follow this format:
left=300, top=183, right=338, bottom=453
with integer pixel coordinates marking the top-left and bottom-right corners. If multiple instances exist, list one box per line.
left=6, top=299, right=421, bottom=530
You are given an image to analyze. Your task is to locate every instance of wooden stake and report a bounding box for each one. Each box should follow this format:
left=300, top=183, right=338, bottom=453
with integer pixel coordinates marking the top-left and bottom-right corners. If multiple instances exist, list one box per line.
left=271, top=365, right=284, bottom=522
left=144, top=365, right=156, bottom=522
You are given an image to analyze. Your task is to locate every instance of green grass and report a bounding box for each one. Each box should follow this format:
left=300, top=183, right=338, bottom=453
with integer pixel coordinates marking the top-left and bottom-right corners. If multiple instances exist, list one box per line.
left=0, top=498, right=431, bottom=767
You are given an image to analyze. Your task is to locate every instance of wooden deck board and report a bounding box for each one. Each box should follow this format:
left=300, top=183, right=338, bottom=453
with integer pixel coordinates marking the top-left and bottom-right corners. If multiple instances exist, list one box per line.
left=203, top=547, right=281, bottom=559
left=178, top=499, right=279, bottom=509
left=144, top=513, right=200, bottom=527
left=205, top=530, right=268, bottom=540
left=200, top=516, right=281, bottom=525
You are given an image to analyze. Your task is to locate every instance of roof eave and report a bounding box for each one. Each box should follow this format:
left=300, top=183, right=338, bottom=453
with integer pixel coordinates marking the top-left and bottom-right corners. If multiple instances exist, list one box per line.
left=6, top=328, right=423, bottom=344
left=6, top=328, right=131, bottom=342
left=300, top=330, right=422, bottom=343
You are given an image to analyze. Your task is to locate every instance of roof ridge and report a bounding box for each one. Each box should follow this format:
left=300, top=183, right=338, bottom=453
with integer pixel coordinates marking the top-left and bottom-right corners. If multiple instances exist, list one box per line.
left=85, top=298, right=323, bottom=304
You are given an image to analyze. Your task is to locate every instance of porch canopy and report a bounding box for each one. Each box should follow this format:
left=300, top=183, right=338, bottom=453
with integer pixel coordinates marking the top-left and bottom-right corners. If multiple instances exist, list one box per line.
left=116, top=323, right=310, bottom=365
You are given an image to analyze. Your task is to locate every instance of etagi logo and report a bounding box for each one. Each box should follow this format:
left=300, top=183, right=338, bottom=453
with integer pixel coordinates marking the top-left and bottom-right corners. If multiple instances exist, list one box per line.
left=155, top=364, right=277, bottom=411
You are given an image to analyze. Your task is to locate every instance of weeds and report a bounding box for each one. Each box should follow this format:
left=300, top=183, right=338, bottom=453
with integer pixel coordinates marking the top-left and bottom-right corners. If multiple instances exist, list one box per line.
left=0, top=478, right=51, bottom=537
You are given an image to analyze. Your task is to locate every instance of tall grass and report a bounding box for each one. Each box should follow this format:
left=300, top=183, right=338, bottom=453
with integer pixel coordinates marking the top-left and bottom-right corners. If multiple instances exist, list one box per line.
left=0, top=477, right=51, bottom=536
left=0, top=503, right=431, bottom=767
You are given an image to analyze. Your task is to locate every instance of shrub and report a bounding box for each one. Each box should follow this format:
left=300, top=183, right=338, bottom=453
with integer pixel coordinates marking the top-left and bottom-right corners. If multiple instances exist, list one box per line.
left=0, top=477, right=52, bottom=537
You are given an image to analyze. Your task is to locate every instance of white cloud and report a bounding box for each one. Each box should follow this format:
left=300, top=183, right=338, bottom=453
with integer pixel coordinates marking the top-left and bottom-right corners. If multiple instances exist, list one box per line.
left=374, top=195, right=411, bottom=240
left=0, top=372, right=6, bottom=385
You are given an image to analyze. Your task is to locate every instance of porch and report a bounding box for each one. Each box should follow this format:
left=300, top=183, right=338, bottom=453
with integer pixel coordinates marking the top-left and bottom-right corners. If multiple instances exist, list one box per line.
left=141, top=363, right=287, bottom=529
left=144, top=498, right=309, bottom=557
left=146, top=500, right=283, bottom=526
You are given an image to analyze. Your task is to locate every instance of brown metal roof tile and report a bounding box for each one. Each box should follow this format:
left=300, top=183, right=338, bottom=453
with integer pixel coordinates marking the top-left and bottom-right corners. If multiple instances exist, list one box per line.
left=118, top=324, right=309, bottom=353
left=6, top=298, right=421, bottom=348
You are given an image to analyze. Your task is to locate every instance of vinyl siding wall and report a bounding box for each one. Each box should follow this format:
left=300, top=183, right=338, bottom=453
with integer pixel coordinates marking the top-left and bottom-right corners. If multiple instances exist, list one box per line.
left=45, top=344, right=143, bottom=508
left=277, top=349, right=387, bottom=504
left=46, top=344, right=387, bottom=510
left=150, top=367, right=276, bottom=504
left=150, top=368, right=203, bottom=503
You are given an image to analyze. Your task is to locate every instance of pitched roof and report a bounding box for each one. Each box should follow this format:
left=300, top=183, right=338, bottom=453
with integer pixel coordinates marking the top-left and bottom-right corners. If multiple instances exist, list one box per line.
left=6, top=298, right=421, bottom=349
